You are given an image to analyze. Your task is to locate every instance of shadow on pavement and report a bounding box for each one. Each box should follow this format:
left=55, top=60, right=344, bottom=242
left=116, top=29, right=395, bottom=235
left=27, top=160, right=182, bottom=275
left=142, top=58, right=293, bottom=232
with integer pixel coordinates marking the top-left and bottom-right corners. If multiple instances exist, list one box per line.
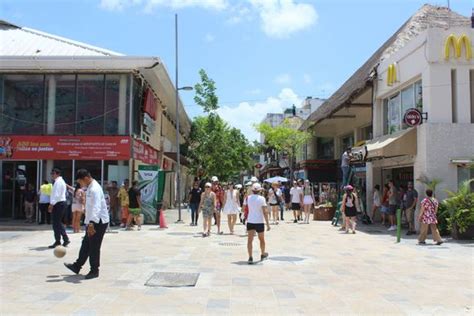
left=29, top=246, right=50, bottom=251
left=231, top=261, right=260, bottom=266
left=45, top=274, right=83, bottom=284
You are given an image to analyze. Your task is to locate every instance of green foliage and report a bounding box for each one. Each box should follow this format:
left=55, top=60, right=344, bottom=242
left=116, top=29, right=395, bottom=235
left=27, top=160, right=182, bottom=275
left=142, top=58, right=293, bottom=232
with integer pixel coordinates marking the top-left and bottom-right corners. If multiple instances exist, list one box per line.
left=443, top=179, right=474, bottom=234
left=436, top=203, right=451, bottom=236
left=417, top=175, right=442, bottom=197
left=194, top=69, right=219, bottom=113
left=187, top=70, right=256, bottom=181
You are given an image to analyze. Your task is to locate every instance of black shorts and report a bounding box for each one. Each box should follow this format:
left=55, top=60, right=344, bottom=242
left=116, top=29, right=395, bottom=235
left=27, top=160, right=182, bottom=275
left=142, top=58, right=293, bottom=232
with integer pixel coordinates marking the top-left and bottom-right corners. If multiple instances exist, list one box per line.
left=270, top=203, right=279, bottom=206
left=388, top=205, right=397, bottom=215
left=247, top=223, right=265, bottom=233
left=291, top=203, right=301, bottom=211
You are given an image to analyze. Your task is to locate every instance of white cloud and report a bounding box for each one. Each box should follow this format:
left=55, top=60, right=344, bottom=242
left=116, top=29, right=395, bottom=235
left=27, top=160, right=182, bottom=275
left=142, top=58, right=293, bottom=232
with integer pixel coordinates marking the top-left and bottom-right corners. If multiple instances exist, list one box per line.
left=226, top=4, right=252, bottom=24
left=249, top=0, right=318, bottom=39
left=274, top=73, right=291, bottom=85
left=204, top=33, right=215, bottom=43
left=303, top=73, right=312, bottom=84
left=99, top=0, right=228, bottom=12
left=217, top=88, right=301, bottom=142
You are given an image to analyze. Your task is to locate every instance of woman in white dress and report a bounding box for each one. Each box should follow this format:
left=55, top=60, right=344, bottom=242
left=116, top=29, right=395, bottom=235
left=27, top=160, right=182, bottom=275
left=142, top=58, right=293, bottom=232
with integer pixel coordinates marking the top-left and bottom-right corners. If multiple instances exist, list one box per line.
left=302, top=180, right=316, bottom=224
left=223, top=182, right=240, bottom=234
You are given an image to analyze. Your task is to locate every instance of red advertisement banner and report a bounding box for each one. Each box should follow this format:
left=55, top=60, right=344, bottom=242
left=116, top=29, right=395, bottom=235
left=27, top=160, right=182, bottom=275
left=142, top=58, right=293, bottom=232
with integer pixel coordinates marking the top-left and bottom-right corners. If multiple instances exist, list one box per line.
left=0, top=136, right=131, bottom=160
left=132, top=139, right=159, bottom=165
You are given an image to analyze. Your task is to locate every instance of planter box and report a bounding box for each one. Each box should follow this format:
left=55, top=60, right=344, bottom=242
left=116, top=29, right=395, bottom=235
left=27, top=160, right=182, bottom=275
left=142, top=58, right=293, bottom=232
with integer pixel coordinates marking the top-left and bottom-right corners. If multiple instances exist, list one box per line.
left=314, top=207, right=336, bottom=221
left=451, top=223, right=474, bottom=240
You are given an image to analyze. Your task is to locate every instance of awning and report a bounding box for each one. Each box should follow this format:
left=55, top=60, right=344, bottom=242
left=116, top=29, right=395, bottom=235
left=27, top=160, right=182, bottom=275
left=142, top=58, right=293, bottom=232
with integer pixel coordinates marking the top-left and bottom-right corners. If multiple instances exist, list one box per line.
left=365, top=128, right=417, bottom=160
left=450, top=158, right=474, bottom=165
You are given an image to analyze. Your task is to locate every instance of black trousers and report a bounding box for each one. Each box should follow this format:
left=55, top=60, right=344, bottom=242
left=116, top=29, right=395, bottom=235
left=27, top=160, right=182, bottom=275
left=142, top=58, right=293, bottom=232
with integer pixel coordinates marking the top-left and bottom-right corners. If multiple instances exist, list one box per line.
left=280, top=202, right=285, bottom=220
left=190, top=202, right=199, bottom=224
left=52, top=202, right=69, bottom=243
left=75, top=221, right=108, bottom=273
left=39, top=203, right=51, bottom=224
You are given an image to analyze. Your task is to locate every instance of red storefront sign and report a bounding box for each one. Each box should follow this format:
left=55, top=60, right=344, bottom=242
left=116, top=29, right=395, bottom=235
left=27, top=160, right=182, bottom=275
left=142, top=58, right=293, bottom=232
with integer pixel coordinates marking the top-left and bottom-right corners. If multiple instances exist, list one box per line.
left=0, top=136, right=131, bottom=160
left=143, top=88, right=157, bottom=120
left=132, top=139, right=159, bottom=165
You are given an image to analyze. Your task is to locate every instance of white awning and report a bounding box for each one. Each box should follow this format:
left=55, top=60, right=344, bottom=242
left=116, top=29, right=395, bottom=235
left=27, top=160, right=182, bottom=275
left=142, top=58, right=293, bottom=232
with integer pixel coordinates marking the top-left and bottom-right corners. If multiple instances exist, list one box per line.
left=450, top=158, right=474, bottom=165
left=365, top=128, right=417, bottom=160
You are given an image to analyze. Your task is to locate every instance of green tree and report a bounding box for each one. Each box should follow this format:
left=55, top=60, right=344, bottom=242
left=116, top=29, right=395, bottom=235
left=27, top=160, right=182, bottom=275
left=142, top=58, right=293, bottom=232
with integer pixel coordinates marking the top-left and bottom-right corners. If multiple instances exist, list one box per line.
left=255, top=119, right=311, bottom=180
left=187, top=69, right=255, bottom=181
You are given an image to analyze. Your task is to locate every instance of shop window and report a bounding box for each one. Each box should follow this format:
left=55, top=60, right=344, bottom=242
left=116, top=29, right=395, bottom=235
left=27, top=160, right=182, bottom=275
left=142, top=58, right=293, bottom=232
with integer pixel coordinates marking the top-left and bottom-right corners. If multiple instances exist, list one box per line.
left=76, top=74, right=105, bottom=135
left=104, top=160, right=129, bottom=185
left=316, top=137, right=334, bottom=159
left=74, top=160, right=102, bottom=184
left=341, top=133, right=354, bottom=152
left=361, top=125, right=372, bottom=141
left=457, top=166, right=474, bottom=192
left=1, top=74, right=45, bottom=135
left=384, top=80, right=422, bottom=135
left=47, top=74, right=76, bottom=135
left=104, top=75, right=120, bottom=135
left=51, top=161, right=73, bottom=185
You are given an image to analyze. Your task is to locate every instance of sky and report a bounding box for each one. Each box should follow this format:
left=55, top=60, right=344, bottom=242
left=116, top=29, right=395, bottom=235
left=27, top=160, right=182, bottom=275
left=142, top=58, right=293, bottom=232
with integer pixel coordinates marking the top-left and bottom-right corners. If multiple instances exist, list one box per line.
left=1, top=0, right=472, bottom=141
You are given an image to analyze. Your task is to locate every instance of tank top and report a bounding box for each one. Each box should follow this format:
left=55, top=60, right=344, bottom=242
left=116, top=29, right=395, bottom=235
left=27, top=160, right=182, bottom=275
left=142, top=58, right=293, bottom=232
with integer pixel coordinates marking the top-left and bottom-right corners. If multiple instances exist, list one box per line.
left=202, top=193, right=214, bottom=211
left=304, top=186, right=312, bottom=196
left=345, top=194, right=355, bottom=208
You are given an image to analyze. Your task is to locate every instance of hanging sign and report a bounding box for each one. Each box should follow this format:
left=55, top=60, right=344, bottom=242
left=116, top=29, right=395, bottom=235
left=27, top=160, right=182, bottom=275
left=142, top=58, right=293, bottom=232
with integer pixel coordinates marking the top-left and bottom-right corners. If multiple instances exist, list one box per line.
left=403, top=108, right=422, bottom=127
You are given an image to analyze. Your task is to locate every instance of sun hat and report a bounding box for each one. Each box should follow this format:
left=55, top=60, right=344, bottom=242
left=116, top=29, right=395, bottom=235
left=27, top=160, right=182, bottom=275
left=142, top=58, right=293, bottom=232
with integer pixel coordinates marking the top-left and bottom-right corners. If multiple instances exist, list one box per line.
left=252, top=183, right=262, bottom=191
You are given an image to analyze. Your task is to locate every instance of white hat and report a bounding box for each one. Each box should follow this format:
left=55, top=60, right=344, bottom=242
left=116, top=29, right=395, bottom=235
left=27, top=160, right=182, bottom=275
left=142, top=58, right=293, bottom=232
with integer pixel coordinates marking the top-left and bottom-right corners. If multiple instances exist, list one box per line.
left=252, top=183, right=262, bottom=191
left=211, top=176, right=218, bottom=182
left=235, top=184, right=242, bottom=189
left=245, top=181, right=253, bottom=186
left=250, top=176, right=258, bottom=182
left=205, top=182, right=212, bottom=188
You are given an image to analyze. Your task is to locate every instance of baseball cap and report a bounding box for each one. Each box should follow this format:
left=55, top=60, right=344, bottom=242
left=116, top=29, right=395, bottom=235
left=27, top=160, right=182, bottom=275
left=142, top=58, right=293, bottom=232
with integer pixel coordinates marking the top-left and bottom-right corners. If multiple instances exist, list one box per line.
left=344, top=185, right=354, bottom=191
left=205, top=182, right=212, bottom=188
left=211, top=176, right=218, bottom=182
left=252, top=183, right=262, bottom=191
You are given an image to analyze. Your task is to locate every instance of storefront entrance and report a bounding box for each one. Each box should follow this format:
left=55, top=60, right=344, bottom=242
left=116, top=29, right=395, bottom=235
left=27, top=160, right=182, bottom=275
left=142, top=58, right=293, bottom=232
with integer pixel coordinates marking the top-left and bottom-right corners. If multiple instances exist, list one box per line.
left=382, top=166, right=414, bottom=188
left=0, top=160, right=38, bottom=219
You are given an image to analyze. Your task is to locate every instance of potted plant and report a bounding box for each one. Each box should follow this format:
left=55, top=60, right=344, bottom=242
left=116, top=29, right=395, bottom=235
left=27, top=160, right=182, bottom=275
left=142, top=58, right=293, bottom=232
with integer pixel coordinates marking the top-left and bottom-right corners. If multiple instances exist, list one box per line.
left=444, top=179, right=474, bottom=240
left=314, top=201, right=336, bottom=221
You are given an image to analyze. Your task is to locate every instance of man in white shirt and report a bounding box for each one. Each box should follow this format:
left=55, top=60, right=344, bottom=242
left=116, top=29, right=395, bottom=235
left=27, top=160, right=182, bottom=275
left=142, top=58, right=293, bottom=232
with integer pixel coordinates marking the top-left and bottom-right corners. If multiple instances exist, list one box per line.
left=48, top=168, right=70, bottom=248
left=244, top=183, right=270, bottom=264
left=64, top=169, right=109, bottom=280
left=290, top=180, right=304, bottom=223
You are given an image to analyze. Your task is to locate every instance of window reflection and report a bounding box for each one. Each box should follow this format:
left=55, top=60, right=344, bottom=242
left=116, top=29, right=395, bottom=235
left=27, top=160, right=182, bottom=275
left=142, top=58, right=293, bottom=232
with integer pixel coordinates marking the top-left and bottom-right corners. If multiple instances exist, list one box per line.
left=77, top=74, right=104, bottom=135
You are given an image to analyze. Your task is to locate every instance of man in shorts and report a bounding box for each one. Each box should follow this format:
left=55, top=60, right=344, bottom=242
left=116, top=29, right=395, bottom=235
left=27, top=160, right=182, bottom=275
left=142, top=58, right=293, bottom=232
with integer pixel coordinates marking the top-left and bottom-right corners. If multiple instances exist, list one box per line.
left=126, top=180, right=142, bottom=231
left=404, top=182, right=418, bottom=235
left=244, top=183, right=270, bottom=264
left=290, top=181, right=303, bottom=223
left=387, top=180, right=398, bottom=231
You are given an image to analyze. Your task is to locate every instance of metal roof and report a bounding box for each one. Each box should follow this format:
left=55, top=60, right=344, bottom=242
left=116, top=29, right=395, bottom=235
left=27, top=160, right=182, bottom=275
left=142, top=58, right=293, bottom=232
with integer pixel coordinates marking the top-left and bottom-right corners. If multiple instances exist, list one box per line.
left=0, top=20, right=123, bottom=56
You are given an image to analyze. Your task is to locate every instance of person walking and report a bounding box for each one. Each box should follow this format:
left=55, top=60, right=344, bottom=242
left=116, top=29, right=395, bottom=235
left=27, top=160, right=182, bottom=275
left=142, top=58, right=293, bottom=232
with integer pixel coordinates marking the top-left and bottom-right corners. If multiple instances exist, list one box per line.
left=341, top=148, right=352, bottom=187
left=405, top=182, right=419, bottom=235
left=341, top=185, right=359, bottom=234
left=64, top=169, right=109, bottom=280
left=211, top=177, right=224, bottom=235
left=387, top=180, right=398, bottom=231
left=188, top=181, right=202, bottom=226
left=223, top=182, right=240, bottom=234
left=23, top=183, right=36, bottom=223
left=381, top=184, right=390, bottom=226
left=198, top=183, right=216, bottom=237
left=38, top=180, right=52, bottom=225
left=371, top=185, right=381, bottom=223
left=244, top=183, right=270, bottom=264
left=290, top=181, right=303, bottom=223
left=117, top=179, right=129, bottom=228
left=302, top=180, right=316, bottom=224
left=126, top=181, right=142, bottom=231
left=417, top=189, right=443, bottom=245
left=267, top=182, right=282, bottom=225
left=48, top=168, right=70, bottom=248
left=107, top=181, right=119, bottom=226
left=69, top=183, right=85, bottom=233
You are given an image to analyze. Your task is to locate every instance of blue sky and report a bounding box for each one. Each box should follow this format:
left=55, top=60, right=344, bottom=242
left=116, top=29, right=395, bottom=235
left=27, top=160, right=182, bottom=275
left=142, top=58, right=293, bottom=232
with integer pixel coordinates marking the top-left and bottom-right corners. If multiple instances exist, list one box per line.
left=2, top=0, right=472, bottom=141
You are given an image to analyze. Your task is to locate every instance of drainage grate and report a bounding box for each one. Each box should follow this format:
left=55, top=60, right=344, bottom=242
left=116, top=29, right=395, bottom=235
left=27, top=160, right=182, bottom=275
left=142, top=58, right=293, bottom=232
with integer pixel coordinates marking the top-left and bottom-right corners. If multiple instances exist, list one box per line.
left=269, top=256, right=305, bottom=262
left=145, top=272, right=200, bottom=287
left=219, top=242, right=242, bottom=247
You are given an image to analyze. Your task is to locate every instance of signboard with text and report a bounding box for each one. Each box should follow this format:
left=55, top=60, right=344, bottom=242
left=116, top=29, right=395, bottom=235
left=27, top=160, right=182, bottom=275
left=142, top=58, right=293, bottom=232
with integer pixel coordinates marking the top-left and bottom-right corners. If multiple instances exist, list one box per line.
left=133, top=139, right=159, bottom=165
left=0, top=135, right=131, bottom=160
left=403, top=108, right=422, bottom=127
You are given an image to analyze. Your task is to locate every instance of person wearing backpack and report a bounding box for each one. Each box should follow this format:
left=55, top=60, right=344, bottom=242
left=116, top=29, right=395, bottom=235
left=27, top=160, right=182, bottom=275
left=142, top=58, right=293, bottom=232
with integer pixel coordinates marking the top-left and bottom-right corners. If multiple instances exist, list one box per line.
left=341, top=185, right=359, bottom=234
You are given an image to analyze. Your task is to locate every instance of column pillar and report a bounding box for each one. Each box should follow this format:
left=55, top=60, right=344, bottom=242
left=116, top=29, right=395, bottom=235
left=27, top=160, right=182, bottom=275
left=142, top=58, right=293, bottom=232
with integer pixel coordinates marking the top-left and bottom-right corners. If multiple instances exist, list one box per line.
left=47, top=76, right=56, bottom=134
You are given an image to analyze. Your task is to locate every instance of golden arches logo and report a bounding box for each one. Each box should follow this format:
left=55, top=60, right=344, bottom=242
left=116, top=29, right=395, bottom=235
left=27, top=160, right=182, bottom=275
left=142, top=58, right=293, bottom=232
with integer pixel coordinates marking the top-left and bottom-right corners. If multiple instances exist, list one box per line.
left=444, top=33, right=472, bottom=60
left=386, top=63, right=397, bottom=86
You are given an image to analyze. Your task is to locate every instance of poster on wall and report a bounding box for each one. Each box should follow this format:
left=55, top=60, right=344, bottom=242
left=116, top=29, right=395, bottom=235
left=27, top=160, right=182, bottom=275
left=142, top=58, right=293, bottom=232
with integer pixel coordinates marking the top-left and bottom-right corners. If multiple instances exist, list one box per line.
left=138, top=165, right=159, bottom=224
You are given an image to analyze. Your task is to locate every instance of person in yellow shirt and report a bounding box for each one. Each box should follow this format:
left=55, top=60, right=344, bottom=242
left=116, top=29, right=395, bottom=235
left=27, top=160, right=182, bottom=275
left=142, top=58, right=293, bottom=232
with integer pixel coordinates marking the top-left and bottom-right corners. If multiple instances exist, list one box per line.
left=38, top=180, right=52, bottom=224
left=117, top=179, right=130, bottom=228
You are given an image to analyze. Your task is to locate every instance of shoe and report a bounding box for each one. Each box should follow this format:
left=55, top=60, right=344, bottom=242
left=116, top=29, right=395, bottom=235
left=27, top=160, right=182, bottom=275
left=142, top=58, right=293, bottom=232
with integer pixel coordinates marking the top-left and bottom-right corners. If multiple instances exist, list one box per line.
left=84, top=271, right=99, bottom=280
left=418, top=241, right=426, bottom=245
left=63, top=240, right=70, bottom=247
left=48, top=242, right=60, bottom=249
left=352, top=230, right=356, bottom=234
left=248, top=257, right=253, bottom=264
left=218, top=231, right=223, bottom=235
left=388, top=226, right=396, bottom=231
left=436, top=241, right=444, bottom=245
left=293, top=220, right=297, bottom=223
left=406, top=231, right=413, bottom=236
left=120, top=223, right=125, bottom=228
left=261, top=252, right=269, bottom=261
left=138, top=225, right=141, bottom=231
left=64, top=263, right=80, bottom=274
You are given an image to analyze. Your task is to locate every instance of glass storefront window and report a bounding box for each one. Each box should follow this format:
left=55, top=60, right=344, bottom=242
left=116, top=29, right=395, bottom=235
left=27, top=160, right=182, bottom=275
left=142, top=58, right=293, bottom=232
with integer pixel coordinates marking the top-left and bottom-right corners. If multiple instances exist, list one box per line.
left=105, top=75, right=120, bottom=135
left=388, top=93, right=401, bottom=134
left=77, top=74, right=105, bottom=135
left=341, top=134, right=354, bottom=152
left=47, top=74, right=76, bottom=135
left=415, top=81, right=423, bottom=111
left=1, top=74, right=45, bottom=135
left=401, top=85, right=415, bottom=130
left=75, top=160, right=102, bottom=183
left=317, top=137, right=334, bottom=159
left=457, top=166, right=474, bottom=192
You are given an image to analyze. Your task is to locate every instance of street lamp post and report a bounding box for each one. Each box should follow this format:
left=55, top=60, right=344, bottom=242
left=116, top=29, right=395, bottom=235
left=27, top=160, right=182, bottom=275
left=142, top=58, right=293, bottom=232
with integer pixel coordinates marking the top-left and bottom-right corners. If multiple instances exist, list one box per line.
left=175, top=13, right=193, bottom=223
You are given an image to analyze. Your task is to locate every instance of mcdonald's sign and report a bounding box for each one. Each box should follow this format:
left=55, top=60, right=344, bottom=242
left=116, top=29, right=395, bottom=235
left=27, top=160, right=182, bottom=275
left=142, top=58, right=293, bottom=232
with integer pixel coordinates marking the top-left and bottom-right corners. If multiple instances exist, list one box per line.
left=444, top=33, right=472, bottom=60
left=386, top=62, right=398, bottom=86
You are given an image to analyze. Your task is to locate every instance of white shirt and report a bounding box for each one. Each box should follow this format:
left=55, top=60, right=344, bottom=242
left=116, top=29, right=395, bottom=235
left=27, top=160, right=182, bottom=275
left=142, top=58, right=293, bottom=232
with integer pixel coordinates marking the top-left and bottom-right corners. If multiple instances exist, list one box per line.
left=50, top=176, right=66, bottom=205
left=244, top=194, right=267, bottom=224
left=84, top=180, right=110, bottom=224
left=373, top=190, right=381, bottom=207
left=290, top=187, right=303, bottom=203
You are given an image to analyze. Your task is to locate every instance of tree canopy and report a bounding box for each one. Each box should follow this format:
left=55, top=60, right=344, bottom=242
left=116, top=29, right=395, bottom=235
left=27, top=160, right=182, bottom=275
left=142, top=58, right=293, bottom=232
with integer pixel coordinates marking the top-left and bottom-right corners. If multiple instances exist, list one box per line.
left=187, top=69, right=256, bottom=181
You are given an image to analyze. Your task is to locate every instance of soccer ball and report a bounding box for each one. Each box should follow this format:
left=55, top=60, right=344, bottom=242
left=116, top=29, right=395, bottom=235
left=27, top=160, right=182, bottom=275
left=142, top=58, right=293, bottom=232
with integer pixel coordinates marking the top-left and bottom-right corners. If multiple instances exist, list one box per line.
left=53, top=246, right=67, bottom=258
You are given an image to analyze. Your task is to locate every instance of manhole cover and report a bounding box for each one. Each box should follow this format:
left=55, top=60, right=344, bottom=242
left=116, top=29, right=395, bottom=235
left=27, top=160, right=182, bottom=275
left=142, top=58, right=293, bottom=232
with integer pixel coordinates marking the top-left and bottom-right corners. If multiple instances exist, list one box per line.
left=219, top=242, right=242, bottom=246
left=269, top=256, right=305, bottom=262
left=145, top=272, right=200, bottom=287
left=167, top=232, right=195, bottom=236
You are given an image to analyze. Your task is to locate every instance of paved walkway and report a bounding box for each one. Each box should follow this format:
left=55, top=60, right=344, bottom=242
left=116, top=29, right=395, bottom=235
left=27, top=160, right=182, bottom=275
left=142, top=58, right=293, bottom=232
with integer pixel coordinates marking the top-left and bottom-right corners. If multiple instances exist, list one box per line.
left=1, top=209, right=473, bottom=315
